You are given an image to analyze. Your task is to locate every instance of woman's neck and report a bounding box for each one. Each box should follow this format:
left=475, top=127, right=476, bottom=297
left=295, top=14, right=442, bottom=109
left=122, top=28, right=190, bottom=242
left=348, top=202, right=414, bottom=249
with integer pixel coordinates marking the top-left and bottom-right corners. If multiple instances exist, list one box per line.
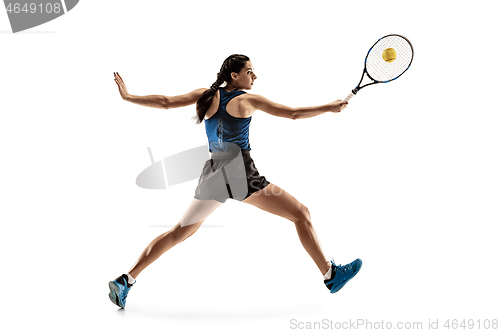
left=224, top=82, right=241, bottom=92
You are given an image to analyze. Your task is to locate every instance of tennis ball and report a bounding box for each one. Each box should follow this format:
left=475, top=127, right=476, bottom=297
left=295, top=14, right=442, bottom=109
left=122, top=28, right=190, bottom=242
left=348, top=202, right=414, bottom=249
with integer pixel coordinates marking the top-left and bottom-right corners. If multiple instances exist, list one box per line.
left=382, top=48, right=397, bottom=63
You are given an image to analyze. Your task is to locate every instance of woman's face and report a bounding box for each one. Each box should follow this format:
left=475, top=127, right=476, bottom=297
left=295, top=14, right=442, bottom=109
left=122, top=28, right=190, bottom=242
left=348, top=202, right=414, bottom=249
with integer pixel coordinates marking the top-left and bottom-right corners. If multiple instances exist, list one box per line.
left=232, top=61, right=257, bottom=90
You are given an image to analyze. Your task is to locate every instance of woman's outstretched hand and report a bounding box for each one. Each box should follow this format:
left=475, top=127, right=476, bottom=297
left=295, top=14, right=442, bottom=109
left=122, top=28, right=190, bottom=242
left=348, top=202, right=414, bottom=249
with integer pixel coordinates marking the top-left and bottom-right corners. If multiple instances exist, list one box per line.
left=114, top=72, right=130, bottom=100
left=330, top=100, right=348, bottom=113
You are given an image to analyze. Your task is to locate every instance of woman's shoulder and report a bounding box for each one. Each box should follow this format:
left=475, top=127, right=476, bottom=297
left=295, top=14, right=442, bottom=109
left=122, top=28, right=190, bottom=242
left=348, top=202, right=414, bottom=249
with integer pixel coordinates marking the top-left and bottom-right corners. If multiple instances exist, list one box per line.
left=230, top=92, right=259, bottom=104
left=229, top=93, right=264, bottom=117
left=237, top=93, right=264, bottom=104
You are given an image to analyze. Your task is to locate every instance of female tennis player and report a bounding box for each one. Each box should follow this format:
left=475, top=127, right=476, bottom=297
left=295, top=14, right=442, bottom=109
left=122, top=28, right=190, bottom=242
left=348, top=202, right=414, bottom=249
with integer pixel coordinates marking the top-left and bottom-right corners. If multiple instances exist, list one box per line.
left=109, top=54, right=362, bottom=308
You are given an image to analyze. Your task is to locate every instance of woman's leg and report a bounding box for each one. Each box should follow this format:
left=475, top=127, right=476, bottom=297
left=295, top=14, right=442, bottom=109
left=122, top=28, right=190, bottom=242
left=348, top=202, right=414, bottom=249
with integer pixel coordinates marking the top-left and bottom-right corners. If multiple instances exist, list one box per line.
left=128, top=198, right=222, bottom=279
left=243, top=183, right=331, bottom=276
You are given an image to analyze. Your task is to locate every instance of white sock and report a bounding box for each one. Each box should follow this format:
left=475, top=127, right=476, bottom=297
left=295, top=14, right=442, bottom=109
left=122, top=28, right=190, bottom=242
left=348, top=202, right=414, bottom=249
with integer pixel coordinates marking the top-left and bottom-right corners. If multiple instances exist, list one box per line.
left=323, top=263, right=333, bottom=280
left=127, top=273, right=136, bottom=285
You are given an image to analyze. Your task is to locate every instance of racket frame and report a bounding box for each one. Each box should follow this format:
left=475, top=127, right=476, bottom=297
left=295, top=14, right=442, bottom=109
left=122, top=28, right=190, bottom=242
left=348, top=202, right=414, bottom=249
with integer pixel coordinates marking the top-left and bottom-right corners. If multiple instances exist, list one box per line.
left=344, top=34, right=414, bottom=102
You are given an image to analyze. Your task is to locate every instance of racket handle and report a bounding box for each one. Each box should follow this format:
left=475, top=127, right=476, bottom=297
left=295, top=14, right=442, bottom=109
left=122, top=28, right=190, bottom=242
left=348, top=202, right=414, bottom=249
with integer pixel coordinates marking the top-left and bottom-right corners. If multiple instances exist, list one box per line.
left=343, top=92, right=354, bottom=102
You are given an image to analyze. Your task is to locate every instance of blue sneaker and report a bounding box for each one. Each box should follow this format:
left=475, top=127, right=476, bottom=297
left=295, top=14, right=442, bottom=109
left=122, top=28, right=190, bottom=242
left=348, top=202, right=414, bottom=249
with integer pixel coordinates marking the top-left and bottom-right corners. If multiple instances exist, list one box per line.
left=108, top=274, right=135, bottom=308
left=324, top=258, right=362, bottom=293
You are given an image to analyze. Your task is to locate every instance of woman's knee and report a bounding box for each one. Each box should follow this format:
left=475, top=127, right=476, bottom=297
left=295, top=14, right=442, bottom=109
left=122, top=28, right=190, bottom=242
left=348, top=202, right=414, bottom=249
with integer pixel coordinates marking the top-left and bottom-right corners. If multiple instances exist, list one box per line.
left=172, top=222, right=202, bottom=242
left=291, top=204, right=312, bottom=225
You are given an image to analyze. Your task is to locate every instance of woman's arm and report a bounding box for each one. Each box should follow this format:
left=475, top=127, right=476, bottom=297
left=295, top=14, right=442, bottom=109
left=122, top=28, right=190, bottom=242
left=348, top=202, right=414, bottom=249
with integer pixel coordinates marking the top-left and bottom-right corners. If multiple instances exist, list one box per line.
left=125, top=89, right=206, bottom=109
left=246, top=94, right=348, bottom=120
left=114, top=72, right=206, bottom=109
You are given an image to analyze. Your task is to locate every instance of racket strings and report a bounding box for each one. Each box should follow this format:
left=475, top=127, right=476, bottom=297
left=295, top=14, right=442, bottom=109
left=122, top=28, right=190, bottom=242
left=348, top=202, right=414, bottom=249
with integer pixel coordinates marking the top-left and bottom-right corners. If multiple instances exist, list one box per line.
left=366, top=35, right=413, bottom=82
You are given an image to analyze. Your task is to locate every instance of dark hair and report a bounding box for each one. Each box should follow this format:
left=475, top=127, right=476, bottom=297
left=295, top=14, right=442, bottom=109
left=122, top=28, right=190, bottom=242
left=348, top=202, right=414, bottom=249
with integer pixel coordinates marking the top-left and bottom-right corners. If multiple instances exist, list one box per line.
left=193, top=54, right=250, bottom=124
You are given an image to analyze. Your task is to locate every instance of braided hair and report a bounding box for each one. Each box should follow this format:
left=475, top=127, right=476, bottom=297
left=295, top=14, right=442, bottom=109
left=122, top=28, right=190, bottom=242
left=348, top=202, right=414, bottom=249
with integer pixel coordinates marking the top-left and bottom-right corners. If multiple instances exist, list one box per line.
left=194, top=54, right=250, bottom=124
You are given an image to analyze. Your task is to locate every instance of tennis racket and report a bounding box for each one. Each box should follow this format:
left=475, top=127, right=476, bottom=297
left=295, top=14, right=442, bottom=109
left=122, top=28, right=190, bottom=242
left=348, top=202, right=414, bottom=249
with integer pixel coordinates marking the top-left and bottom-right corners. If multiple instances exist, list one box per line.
left=343, top=34, right=414, bottom=102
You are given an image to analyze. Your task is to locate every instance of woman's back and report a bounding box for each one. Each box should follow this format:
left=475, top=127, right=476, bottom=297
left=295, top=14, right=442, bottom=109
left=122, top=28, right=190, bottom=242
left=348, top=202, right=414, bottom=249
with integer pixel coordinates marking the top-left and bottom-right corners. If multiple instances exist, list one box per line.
left=204, top=88, right=252, bottom=152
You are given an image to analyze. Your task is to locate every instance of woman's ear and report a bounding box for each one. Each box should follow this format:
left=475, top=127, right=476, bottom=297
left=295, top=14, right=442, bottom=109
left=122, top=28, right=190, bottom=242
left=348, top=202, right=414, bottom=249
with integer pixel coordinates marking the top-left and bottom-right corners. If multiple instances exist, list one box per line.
left=231, top=72, right=238, bottom=81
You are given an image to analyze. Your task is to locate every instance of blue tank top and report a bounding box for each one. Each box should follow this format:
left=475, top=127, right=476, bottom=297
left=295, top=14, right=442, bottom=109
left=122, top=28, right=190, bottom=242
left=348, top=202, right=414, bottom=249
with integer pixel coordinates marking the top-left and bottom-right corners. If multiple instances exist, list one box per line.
left=205, top=88, right=252, bottom=152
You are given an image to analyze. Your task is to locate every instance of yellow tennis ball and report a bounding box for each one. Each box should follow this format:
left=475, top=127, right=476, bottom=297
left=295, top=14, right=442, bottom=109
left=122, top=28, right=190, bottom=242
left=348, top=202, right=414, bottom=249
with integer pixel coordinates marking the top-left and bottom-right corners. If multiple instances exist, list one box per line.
left=382, top=48, right=397, bottom=63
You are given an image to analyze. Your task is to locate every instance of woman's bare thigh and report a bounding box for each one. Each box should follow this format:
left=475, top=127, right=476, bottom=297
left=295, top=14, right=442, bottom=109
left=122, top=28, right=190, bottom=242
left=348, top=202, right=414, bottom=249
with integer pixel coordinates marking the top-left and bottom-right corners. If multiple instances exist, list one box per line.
left=179, top=198, right=223, bottom=227
left=242, top=183, right=307, bottom=222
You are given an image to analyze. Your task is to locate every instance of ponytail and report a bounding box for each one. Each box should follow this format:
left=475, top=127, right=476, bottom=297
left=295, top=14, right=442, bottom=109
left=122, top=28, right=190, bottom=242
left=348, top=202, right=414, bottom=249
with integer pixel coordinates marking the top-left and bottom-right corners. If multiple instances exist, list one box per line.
left=193, top=74, right=225, bottom=124
left=193, top=54, right=250, bottom=124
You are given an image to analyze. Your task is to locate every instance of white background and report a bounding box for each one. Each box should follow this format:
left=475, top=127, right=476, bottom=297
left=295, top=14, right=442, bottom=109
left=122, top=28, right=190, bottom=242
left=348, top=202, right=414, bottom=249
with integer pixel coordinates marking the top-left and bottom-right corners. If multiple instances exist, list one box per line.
left=1, top=1, right=499, bottom=332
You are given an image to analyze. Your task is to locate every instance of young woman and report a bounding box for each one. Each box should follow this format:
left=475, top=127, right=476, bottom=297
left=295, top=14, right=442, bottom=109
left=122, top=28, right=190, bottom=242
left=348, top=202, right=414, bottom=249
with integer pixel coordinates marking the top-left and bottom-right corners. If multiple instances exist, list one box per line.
left=109, top=54, right=362, bottom=309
